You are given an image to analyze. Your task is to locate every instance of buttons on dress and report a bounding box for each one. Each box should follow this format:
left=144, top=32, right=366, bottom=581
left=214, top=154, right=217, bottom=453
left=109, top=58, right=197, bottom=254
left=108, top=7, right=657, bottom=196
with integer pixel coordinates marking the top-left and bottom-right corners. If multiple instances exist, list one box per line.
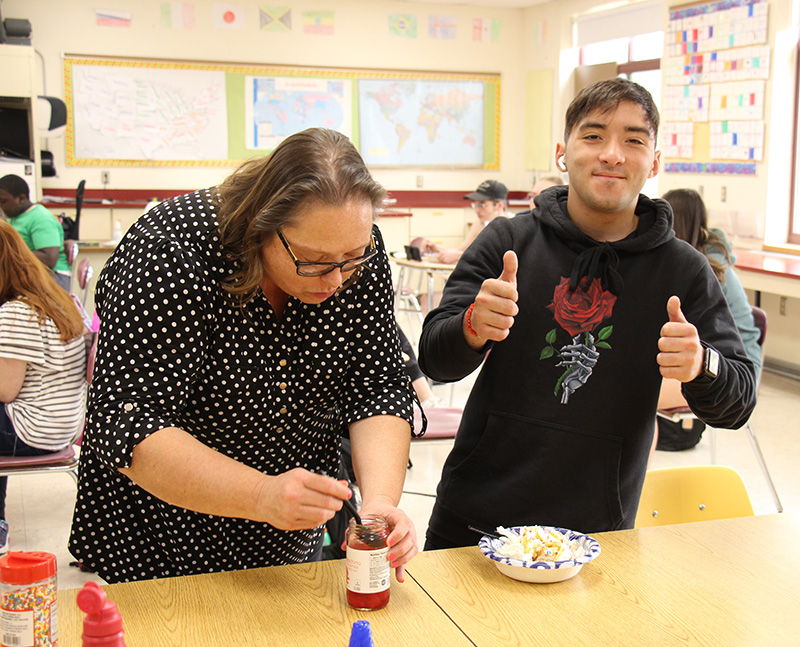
left=279, top=382, right=287, bottom=390
left=279, top=359, right=287, bottom=367
left=123, top=403, right=134, bottom=412
left=279, top=407, right=288, bottom=415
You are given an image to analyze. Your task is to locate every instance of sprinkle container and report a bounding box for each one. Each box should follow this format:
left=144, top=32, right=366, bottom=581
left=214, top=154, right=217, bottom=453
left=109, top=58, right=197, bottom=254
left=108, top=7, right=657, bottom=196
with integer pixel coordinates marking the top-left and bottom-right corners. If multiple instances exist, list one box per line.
left=0, top=551, right=58, bottom=647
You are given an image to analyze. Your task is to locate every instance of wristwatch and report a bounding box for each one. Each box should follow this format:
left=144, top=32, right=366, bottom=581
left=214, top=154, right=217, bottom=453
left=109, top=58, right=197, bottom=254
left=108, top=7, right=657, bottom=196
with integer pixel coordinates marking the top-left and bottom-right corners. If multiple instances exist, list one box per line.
left=696, top=345, right=720, bottom=383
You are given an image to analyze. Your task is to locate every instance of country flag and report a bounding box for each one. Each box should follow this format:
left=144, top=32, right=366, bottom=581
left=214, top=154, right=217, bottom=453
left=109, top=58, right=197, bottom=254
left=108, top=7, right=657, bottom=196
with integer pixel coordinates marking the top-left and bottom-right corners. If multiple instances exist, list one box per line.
left=389, top=14, right=417, bottom=38
left=429, top=15, right=456, bottom=40
left=213, top=3, right=245, bottom=29
left=161, top=3, right=195, bottom=29
left=473, top=18, right=500, bottom=43
left=260, top=6, right=291, bottom=31
left=95, top=9, right=132, bottom=27
left=303, top=11, right=334, bottom=35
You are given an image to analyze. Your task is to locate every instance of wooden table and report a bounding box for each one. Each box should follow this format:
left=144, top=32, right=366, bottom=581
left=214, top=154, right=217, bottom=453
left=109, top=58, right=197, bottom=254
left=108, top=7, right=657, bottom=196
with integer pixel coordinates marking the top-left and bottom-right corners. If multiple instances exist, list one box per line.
left=391, top=255, right=455, bottom=314
left=59, top=514, right=799, bottom=645
left=407, top=513, right=800, bottom=646
left=58, top=558, right=473, bottom=646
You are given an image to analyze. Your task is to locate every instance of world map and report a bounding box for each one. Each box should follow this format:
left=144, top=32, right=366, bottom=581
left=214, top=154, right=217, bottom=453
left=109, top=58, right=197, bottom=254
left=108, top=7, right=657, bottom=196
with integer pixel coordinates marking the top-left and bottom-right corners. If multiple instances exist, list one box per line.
left=245, top=77, right=352, bottom=150
left=359, top=79, right=484, bottom=167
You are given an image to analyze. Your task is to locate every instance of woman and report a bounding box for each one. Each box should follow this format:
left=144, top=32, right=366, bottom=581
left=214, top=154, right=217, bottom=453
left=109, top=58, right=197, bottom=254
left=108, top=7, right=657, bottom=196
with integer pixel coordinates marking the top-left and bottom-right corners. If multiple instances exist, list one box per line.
left=69, top=128, right=421, bottom=583
left=0, top=221, right=87, bottom=524
left=656, top=188, right=760, bottom=450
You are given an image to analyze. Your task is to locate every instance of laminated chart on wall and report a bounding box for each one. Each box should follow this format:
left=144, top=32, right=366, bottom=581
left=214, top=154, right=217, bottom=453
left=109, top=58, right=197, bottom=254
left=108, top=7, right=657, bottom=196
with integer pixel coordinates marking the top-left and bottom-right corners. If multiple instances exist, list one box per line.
left=63, top=56, right=500, bottom=168
left=709, top=80, right=764, bottom=121
left=664, top=0, right=769, bottom=174
left=710, top=120, right=763, bottom=160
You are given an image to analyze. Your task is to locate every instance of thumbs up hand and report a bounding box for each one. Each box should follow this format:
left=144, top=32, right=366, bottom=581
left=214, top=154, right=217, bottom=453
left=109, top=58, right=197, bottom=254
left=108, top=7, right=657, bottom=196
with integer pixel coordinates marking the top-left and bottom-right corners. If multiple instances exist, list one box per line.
left=657, top=296, right=704, bottom=382
left=464, top=251, right=519, bottom=349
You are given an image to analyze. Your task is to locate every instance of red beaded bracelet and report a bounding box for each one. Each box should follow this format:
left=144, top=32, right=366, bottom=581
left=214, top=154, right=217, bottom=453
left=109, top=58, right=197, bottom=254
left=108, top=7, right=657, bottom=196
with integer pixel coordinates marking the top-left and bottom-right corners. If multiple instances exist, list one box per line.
left=465, top=302, right=479, bottom=337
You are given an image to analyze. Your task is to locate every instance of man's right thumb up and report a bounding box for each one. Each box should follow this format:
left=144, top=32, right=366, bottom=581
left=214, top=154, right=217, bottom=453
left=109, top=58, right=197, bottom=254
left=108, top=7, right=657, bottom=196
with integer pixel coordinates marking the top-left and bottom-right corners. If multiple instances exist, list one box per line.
left=499, top=250, right=518, bottom=286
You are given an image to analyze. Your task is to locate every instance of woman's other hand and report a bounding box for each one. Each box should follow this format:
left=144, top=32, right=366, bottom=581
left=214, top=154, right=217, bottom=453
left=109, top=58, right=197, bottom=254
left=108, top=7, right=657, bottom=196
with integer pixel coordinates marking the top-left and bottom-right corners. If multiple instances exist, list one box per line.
left=360, top=495, right=418, bottom=583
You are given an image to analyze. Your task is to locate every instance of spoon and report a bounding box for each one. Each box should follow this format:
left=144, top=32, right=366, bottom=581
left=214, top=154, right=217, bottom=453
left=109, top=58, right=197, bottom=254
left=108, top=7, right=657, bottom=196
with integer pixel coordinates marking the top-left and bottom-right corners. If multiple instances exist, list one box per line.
left=468, top=525, right=503, bottom=540
left=342, top=496, right=362, bottom=525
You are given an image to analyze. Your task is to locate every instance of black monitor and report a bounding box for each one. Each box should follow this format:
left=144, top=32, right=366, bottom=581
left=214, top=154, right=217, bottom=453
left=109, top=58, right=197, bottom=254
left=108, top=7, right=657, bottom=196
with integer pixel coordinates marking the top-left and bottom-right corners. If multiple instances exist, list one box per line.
left=0, top=102, right=33, bottom=161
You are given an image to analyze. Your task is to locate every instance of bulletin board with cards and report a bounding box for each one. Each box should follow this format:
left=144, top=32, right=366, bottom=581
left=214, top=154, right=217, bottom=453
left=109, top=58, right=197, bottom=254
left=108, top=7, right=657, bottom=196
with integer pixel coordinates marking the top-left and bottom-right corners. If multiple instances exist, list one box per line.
left=662, top=0, right=769, bottom=175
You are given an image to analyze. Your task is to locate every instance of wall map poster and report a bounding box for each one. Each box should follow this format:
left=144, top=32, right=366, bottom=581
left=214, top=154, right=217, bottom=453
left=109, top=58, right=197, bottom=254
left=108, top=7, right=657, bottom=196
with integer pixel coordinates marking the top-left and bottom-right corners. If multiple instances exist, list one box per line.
left=64, top=56, right=500, bottom=168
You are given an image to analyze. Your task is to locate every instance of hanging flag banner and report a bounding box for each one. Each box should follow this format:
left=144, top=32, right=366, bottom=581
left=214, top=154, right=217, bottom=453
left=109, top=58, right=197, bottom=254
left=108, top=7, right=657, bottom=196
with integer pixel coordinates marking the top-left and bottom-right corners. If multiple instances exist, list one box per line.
left=161, top=3, right=195, bottom=30
left=260, top=6, right=291, bottom=31
left=429, top=15, right=456, bottom=40
left=303, top=11, right=334, bottom=35
left=472, top=18, right=499, bottom=43
left=389, top=14, right=417, bottom=38
left=96, top=9, right=132, bottom=28
left=212, top=3, right=245, bottom=29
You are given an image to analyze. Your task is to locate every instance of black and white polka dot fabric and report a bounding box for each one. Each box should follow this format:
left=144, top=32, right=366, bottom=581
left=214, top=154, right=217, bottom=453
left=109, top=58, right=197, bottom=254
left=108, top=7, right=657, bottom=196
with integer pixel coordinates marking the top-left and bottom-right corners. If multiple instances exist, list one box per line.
left=69, top=189, right=416, bottom=583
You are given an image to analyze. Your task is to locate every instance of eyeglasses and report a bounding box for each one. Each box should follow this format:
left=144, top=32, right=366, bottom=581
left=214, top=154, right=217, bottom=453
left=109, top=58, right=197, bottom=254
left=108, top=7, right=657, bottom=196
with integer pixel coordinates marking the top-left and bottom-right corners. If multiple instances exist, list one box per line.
left=471, top=201, right=495, bottom=209
left=277, top=230, right=377, bottom=277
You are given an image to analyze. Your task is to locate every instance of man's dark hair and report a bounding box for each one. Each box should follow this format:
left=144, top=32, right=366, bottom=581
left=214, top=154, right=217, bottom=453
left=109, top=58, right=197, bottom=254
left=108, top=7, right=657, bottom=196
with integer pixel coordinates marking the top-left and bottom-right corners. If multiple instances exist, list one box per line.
left=564, top=78, right=660, bottom=141
left=0, top=174, right=30, bottom=198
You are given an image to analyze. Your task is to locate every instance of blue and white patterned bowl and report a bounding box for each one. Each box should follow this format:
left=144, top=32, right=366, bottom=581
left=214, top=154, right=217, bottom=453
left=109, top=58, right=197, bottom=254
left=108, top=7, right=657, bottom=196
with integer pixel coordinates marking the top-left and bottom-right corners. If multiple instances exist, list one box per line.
left=479, top=526, right=601, bottom=583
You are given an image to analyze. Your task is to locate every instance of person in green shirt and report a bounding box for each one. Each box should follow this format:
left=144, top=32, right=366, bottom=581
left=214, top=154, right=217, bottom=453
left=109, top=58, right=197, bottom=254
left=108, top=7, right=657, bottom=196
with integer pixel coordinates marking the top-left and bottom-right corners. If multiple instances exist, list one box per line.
left=0, top=175, right=71, bottom=291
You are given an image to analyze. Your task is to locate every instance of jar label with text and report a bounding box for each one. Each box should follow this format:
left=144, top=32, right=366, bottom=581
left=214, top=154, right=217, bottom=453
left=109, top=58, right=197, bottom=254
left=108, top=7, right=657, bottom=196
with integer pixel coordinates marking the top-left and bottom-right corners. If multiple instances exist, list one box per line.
left=346, top=546, right=390, bottom=593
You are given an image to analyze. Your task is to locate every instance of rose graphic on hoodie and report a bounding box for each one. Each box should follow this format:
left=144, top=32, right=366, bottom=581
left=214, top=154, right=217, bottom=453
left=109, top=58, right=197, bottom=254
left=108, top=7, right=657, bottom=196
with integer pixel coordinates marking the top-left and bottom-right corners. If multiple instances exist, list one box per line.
left=541, top=276, right=616, bottom=404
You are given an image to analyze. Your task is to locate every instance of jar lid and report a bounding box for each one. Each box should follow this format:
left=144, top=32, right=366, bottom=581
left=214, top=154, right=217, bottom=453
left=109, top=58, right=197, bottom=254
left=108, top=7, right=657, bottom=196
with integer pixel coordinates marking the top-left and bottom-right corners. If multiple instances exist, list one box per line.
left=0, top=551, right=57, bottom=584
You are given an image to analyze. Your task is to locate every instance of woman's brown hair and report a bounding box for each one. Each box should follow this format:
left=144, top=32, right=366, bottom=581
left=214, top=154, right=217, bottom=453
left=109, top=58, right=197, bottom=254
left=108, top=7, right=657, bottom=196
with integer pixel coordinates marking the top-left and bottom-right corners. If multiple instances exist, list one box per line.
left=662, top=188, right=731, bottom=282
left=214, top=128, right=387, bottom=304
left=0, top=220, right=84, bottom=341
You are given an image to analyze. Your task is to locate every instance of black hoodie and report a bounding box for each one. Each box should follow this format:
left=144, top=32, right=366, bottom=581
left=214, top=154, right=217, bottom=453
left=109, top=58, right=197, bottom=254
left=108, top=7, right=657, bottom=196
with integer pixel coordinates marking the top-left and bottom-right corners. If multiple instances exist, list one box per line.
left=419, top=185, right=756, bottom=546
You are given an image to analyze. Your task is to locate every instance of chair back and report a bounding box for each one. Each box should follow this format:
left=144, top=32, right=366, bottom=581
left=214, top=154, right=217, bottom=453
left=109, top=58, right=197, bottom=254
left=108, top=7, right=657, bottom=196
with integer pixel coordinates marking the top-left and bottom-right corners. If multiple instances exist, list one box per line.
left=751, top=305, right=767, bottom=348
left=635, top=465, right=754, bottom=528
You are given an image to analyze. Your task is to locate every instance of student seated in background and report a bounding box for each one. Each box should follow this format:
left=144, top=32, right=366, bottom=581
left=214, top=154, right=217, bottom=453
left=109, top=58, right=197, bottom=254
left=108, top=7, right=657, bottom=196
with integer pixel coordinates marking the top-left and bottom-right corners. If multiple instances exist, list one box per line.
left=418, top=78, right=756, bottom=548
left=0, top=221, right=87, bottom=551
left=654, top=188, right=762, bottom=452
left=527, top=175, right=564, bottom=210
left=0, top=175, right=72, bottom=292
left=412, top=180, right=510, bottom=265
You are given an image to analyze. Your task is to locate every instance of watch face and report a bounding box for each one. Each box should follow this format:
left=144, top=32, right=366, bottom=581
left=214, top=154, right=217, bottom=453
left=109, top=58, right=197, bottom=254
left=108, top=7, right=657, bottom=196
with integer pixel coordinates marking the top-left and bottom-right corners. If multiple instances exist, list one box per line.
left=706, top=348, right=720, bottom=377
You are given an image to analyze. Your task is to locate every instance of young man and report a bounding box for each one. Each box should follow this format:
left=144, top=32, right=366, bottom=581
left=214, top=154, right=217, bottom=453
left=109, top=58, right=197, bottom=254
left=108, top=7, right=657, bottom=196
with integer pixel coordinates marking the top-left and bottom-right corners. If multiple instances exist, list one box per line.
left=0, top=175, right=71, bottom=291
left=434, top=180, right=509, bottom=264
left=418, top=78, right=757, bottom=548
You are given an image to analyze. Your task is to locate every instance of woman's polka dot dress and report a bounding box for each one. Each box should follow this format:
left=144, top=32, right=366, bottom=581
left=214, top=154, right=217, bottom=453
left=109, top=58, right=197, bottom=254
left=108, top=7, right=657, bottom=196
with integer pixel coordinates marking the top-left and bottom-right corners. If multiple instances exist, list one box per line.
left=69, top=189, right=415, bottom=583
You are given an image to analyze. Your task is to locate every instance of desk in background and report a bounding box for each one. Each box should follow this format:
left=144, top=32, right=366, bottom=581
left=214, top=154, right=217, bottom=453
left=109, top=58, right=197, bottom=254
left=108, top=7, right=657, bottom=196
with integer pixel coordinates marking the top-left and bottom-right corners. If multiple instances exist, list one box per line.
left=391, top=254, right=455, bottom=316
left=734, top=248, right=800, bottom=302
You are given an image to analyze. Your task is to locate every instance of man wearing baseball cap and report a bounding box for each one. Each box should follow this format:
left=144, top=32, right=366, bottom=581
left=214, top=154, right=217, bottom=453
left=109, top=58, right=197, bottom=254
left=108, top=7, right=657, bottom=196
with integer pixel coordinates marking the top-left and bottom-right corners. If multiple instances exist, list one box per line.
left=434, top=179, right=509, bottom=264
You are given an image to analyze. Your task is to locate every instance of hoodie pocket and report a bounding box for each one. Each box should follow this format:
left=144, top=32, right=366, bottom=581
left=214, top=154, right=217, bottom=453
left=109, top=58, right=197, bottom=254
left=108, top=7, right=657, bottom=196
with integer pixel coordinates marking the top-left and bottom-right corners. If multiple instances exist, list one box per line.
left=444, top=410, right=625, bottom=532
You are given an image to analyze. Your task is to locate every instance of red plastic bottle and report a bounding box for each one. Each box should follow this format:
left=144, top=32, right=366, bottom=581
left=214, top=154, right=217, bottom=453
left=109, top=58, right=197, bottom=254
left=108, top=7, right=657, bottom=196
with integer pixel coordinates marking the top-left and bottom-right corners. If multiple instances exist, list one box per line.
left=345, top=515, right=390, bottom=610
left=76, top=581, right=126, bottom=647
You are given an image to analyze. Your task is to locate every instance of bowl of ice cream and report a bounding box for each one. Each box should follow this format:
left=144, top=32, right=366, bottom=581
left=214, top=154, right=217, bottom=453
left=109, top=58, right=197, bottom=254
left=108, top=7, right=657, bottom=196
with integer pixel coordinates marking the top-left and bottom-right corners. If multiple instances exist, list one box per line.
left=479, top=525, right=601, bottom=583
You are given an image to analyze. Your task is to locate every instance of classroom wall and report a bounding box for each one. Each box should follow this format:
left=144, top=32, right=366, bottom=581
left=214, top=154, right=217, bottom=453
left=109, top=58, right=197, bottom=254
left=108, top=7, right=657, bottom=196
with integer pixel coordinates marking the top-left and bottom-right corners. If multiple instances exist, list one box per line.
left=7, top=0, right=532, bottom=194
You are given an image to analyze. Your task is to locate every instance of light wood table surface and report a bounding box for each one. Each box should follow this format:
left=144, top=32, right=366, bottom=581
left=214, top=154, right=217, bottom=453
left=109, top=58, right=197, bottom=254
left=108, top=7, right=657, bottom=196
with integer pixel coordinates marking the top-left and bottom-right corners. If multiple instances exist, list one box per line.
left=406, top=513, right=800, bottom=646
left=58, top=558, right=473, bottom=646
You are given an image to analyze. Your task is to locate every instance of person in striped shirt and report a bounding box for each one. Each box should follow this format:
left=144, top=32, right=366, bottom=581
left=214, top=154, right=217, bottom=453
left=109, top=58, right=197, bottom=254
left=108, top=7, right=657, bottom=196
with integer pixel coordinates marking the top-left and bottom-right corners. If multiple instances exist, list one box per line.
left=0, top=220, right=87, bottom=529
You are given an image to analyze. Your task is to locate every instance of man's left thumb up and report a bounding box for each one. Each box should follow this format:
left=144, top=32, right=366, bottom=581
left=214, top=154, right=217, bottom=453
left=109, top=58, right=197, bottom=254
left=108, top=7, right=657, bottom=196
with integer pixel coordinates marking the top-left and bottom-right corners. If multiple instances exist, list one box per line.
left=666, top=295, right=688, bottom=323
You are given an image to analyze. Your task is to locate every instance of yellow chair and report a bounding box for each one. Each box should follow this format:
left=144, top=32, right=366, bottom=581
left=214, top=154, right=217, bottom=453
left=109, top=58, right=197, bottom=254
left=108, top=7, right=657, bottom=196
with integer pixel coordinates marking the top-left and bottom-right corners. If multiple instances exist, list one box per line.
left=656, top=306, right=782, bottom=513
left=635, top=465, right=755, bottom=528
